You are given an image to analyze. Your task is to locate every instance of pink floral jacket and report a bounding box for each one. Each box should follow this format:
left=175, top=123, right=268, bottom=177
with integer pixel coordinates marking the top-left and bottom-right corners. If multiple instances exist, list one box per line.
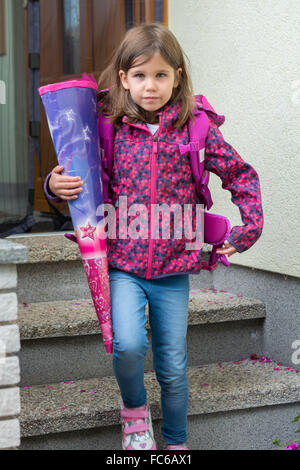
left=44, top=100, right=264, bottom=279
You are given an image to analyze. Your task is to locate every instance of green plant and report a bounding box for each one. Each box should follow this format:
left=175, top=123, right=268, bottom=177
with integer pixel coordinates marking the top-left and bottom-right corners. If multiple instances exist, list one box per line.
left=273, top=414, right=300, bottom=450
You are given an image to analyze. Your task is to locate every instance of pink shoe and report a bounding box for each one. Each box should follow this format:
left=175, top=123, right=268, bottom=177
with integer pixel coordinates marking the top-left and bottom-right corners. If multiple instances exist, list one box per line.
left=121, top=401, right=157, bottom=450
left=165, top=444, right=189, bottom=450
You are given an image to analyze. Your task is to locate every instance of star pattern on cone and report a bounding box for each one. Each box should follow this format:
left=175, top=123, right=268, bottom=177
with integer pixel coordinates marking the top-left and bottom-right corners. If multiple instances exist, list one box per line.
left=79, top=221, right=96, bottom=240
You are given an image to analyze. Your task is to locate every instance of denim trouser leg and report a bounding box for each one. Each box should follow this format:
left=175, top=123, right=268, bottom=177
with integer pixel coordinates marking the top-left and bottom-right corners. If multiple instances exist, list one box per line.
left=109, top=268, right=190, bottom=445
left=148, top=275, right=189, bottom=445
left=109, top=269, right=149, bottom=408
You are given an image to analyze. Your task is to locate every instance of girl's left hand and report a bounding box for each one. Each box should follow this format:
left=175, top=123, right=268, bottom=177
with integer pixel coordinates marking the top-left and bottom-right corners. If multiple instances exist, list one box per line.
left=216, top=241, right=237, bottom=257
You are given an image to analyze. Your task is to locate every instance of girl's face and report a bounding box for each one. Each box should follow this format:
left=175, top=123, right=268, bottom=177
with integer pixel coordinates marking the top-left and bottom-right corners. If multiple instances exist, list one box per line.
left=119, top=52, right=182, bottom=119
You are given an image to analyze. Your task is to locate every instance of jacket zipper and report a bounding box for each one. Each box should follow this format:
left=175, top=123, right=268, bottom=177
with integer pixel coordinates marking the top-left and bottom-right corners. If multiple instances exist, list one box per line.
left=146, top=117, right=162, bottom=279
left=124, top=117, right=162, bottom=279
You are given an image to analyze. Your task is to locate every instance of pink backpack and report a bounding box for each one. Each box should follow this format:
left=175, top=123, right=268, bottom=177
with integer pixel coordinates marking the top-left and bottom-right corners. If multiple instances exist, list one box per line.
left=98, top=95, right=231, bottom=271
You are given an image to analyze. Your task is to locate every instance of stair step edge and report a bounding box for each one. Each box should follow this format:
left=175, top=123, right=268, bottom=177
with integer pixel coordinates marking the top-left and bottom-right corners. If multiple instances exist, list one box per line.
left=19, top=290, right=266, bottom=340
left=20, top=358, right=300, bottom=438
left=9, top=234, right=212, bottom=264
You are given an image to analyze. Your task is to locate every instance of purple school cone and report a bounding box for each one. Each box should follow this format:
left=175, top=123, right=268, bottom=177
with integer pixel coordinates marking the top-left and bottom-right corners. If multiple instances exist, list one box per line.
left=38, top=74, right=113, bottom=354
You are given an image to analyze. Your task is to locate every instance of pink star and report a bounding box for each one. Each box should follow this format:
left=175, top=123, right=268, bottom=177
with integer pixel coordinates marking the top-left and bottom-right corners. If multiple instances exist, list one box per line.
left=80, top=221, right=96, bottom=240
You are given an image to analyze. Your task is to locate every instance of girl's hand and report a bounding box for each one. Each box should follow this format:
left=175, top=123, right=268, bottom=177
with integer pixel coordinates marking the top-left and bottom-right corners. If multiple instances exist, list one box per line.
left=49, top=165, right=83, bottom=200
left=216, top=241, right=237, bottom=257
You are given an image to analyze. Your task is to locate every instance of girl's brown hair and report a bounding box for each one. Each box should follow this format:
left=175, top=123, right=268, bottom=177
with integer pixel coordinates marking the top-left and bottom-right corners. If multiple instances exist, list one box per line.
left=98, top=23, right=195, bottom=128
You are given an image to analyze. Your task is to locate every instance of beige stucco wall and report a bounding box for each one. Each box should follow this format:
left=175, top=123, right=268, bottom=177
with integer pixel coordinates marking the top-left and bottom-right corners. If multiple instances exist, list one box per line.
left=169, top=0, right=300, bottom=278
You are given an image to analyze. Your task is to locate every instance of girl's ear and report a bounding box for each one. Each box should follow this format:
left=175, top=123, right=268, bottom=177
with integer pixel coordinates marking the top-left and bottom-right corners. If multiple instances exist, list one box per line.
left=174, top=68, right=183, bottom=89
left=119, top=70, right=129, bottom=90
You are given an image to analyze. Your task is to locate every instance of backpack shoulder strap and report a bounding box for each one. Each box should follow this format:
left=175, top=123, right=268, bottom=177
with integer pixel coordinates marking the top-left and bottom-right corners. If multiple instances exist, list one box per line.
left=182, top=95, right=225, bottom=210
left=187, top=97, right=231, bottom=271
left=182, top=95, right=211, bottom=209
left=97, top=110, right=115, bottom=204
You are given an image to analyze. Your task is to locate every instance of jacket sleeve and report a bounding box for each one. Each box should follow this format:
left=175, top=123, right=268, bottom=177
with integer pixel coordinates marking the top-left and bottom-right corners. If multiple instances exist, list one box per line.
left=204, top=119, right=264, bottom=253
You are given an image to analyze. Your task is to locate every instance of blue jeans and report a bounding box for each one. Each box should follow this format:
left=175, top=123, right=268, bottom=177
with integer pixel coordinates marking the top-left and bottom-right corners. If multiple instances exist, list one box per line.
left=109, top=268, right=190, bottom=445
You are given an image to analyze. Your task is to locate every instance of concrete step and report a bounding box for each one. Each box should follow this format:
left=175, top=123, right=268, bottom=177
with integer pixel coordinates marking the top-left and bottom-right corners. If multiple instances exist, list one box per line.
left=19, top=358, right=300, bottom=450
left=8, top=234, right=87, bottom=304
left=18, top=289, right=266, bottom=385
left=9, top=234, right=214, bottom=303
left=7, top=233, right=82, bottom=264
left=8, top=232, right=212, bottom=264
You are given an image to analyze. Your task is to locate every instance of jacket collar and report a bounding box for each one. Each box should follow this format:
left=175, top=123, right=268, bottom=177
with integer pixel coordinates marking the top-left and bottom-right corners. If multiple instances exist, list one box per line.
left=122, top=100, right=182, bottom=132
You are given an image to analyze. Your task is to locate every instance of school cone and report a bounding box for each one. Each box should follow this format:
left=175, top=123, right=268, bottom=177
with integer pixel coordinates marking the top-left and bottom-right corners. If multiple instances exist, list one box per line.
left=38, top=74, right=113, bottom=354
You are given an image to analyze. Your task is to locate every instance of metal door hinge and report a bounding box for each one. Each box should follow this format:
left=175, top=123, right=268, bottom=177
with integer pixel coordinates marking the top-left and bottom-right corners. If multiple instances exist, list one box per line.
left=29, top=121, right=40, bottom=138
left=29, top=53, right=40, bottom=70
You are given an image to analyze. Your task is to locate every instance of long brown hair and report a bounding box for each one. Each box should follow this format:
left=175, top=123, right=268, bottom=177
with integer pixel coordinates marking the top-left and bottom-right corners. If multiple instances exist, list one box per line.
left=98, top=23, right=195, bottom=128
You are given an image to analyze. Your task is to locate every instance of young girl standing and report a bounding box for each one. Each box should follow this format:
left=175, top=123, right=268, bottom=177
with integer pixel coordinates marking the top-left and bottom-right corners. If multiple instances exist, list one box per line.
left=44, top=23, right=263, bottom=450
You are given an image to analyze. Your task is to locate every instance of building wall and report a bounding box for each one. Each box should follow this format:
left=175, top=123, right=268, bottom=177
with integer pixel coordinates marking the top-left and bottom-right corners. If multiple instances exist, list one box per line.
left=169, top=0, right=300, bottom=278
left=0, top=239, right=27, bottom=450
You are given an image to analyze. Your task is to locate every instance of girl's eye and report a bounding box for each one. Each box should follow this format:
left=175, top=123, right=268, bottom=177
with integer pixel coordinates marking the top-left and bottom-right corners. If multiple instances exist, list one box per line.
left=133, top=73, right=167, bottom=78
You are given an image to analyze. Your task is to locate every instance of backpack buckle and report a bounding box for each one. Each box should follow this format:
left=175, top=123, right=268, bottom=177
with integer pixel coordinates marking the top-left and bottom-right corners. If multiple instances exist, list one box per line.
left=179, top=141, right=201, bottom=155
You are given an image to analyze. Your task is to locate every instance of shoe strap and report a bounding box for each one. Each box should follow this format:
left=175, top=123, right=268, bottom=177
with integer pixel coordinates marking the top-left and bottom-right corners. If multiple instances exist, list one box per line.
left=123, top=422, right=149, bottom=435
left=121, top=407, right=148, bottom=419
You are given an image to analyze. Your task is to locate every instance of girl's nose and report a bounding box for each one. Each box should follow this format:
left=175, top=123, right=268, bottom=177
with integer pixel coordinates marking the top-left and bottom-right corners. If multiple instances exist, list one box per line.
left=145, top=78, right=156, bottom=91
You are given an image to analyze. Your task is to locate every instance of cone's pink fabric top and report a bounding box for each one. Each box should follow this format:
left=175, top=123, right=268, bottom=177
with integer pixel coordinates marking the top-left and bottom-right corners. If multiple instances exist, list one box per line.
left=39, top=79, right=98, bottom=96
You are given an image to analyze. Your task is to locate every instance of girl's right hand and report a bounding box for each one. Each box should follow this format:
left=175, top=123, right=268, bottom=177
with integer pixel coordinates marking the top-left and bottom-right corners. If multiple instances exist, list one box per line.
left=49, top=165, right=83, bottom=200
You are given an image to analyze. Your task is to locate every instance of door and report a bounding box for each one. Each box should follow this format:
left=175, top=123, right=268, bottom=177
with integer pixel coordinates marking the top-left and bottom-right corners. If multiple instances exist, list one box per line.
left=36, top=0, right=167, bottom=214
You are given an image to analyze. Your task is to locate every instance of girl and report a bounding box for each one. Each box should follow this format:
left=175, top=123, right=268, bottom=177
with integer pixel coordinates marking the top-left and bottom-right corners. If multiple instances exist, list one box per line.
left=44, top=23, right=263, bottom=450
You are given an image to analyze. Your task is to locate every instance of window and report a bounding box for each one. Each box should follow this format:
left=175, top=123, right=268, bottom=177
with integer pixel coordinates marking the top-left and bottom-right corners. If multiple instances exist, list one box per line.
left=62, top=0, right=80, bottom=74
left=125, top=0, right=166, bottom=30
